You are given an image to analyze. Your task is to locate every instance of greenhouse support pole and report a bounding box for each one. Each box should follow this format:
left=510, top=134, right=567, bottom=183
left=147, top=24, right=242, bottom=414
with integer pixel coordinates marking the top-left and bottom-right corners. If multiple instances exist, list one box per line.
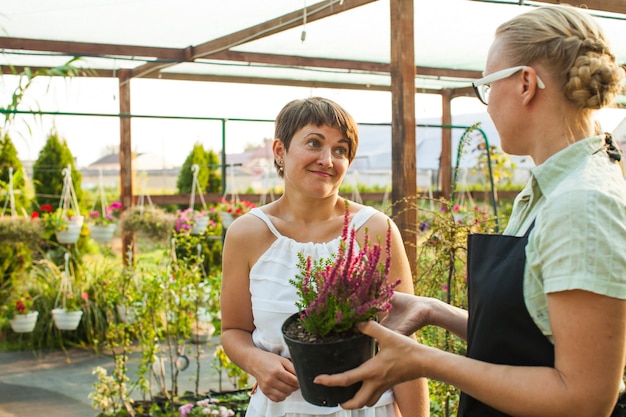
left=119, top=69, right=134, bottom=266
left=390, top=0, right=417, bottom=273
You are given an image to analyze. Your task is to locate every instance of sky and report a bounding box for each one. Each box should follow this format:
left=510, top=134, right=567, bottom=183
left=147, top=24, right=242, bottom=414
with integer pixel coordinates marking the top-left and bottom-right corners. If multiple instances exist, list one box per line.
left=1, top=75, right=624, bottom=169
left=0, top=75, right=488, bottom=168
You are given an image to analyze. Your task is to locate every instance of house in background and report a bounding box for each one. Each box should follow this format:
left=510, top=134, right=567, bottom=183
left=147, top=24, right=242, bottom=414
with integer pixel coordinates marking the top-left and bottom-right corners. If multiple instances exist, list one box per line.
left=81, top=152, right=178, bottom=193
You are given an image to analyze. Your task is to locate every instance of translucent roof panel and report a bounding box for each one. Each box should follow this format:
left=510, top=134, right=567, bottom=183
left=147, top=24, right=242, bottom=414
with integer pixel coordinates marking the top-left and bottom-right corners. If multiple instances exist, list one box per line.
left=1, top=0, right=625, bottom=95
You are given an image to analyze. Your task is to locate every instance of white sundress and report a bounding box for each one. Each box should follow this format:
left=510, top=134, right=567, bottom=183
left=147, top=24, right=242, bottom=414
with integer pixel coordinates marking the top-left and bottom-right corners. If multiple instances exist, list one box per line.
left=246, top=206, right=396, bottom=417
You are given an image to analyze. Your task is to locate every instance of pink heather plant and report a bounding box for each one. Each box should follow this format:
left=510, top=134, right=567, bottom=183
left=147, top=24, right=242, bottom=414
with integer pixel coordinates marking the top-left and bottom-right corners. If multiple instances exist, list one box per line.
left=291, top=203, right=400, bottom=337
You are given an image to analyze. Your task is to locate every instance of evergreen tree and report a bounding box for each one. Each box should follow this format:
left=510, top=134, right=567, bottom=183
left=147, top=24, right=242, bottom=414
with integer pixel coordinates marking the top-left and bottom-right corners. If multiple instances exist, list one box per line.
left=0, top=132, right=30, bottom=213
left=206, top=149, right=222, bottom=194
left=32, top=129, right=82, bottom=209
left=177, top=142, right=210, bottom=195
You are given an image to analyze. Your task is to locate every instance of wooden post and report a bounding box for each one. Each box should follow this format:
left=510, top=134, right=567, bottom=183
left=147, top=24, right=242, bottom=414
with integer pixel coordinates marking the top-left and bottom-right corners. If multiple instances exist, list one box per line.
left=441, top=89, right=453, bottom=200
left=390, top=0, right=417, bottom=274
left=118, top=69, right=134, bottom=265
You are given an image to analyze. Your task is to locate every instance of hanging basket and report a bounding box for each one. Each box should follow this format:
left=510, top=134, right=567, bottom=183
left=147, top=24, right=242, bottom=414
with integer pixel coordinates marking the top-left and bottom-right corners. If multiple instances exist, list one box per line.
left=55, top=215, right=84, bottom=244
left=218, top=212, right=234, bottom=229
left=52, top=308, right=83, bottom=330
left=10, top=311, right=39, bottom=333
left=88, top=223, right=117, bottom=243
left=191, top=215, right=210, bottom=235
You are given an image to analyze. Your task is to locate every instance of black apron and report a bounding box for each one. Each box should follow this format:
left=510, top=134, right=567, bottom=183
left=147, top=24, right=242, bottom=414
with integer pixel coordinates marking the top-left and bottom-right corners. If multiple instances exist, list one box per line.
left=457, top=227, right=625, bottom=416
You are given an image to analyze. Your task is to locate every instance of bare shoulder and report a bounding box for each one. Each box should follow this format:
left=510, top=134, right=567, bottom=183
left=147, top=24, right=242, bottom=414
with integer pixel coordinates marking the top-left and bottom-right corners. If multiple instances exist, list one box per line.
left=359, top=206, right=397, bottom=237
left=223, top=209, right=276, bottom=262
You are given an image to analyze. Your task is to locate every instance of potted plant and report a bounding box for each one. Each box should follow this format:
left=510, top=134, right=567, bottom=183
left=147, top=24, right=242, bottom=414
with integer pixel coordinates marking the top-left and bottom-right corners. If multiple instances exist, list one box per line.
left=120, top=205, right=175, bottom=241
left=88, top=201, right=122, bottom=243
left=52, top=290, right=87, bottom=330
left=281, top=203, right=399, bottom=407
left=52, top=254, right=87, bottom=330
left=3, top=292, right=39, bottom=333
left=214, top=198, right=256, bottom=228
left=176, top=208, right=211, bottom=235
left=40, top=204, right=84, bottom=244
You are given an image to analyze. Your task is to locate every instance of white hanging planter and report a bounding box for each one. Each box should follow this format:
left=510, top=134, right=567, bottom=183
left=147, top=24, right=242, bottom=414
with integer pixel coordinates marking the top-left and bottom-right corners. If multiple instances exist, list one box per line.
left=10, top=311, right=39, bottom=333
left=55, top=215, right=84, bottom=244
left=218, top=212, right=234, bottom=228
left=191, top=215, right=210, bottom=235
left=52, top=308, right=83, bottom=330
left=88, top=223, right=117, bottom=243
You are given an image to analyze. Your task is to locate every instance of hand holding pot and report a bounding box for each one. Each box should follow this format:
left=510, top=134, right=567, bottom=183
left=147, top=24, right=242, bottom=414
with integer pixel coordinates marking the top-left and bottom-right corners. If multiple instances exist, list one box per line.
left=251, top=349, right=299, bottom=402
left=314, top=320, right=426, bottom=409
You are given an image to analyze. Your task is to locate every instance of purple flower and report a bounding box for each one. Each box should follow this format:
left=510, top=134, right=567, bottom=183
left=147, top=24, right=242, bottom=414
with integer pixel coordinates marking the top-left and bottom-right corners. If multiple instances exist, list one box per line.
left=291, top=202, right=399, bottom=336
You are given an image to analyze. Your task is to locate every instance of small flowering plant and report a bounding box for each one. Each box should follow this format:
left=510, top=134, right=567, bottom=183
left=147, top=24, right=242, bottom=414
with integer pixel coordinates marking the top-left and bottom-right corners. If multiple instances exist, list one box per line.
left=2, top=292, right=35, bottom=317
left=215, top=197, right=256, bottom=219
left=175, top=208, right=210, bottom=233
left=291, top=203, right=400, bottom=337
left=39, top=205, right=81, bottom=232
left=89, top=201, right=122, bottom=226
left=179, top=398, right=235, bottom=417
left=60, top=291, right=89, bottom=312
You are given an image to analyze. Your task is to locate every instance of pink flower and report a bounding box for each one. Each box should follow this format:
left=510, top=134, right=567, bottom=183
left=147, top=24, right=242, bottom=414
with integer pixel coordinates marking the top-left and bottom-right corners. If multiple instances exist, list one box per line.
left=179, top=403, right=194, bottom=417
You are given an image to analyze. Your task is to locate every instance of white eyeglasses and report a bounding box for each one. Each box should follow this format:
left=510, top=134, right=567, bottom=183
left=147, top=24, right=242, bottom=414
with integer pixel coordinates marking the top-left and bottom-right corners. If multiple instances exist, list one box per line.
left=472, top=66, right=546, bottom=105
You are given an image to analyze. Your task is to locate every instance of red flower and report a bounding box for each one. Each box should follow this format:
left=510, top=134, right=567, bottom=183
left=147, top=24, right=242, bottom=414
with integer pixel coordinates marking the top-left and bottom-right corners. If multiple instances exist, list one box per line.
left=40, top=205, right=53, bottom=213
left=15, top=300, right=27, bottom=314
left=31, top=212, right=40, bottom=219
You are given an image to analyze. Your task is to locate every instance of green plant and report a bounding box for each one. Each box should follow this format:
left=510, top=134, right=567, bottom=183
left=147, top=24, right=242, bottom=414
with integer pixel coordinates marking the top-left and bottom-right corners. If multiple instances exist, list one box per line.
left=32, top=129, right=83, bottom=210
left=407, top=196, right=500, bottom=416
left=291, top=202, right=398, bottom=337
left=0, top=132, right=31, bottom=212
left=1, top=292, right=35, bottom=317
left=121, top=206, right=175, bottom=241
left=90, top=361, right=133, bottom=416
left=0, top=215, right=42, bottom=245
left=213, top=198, right=256, bottom=219
left=39, top=205, right=82, bottom=233
left=212, top=345, right=250, bottom=391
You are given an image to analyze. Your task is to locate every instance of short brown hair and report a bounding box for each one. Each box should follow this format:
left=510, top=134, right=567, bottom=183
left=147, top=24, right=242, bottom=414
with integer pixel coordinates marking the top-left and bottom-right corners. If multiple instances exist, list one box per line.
left=273, top=97, right=358, bottom=176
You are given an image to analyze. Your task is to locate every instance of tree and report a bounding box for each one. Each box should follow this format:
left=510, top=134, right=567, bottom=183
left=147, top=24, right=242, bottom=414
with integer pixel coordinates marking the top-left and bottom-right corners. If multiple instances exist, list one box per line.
left=32, top=129, right=83, bottom=209
left=0, top=132, right=31, bottom=213
left=177, top=143, right=208, bottom=195
left=177, top=143, right=222, bottom=195
left=206, top=149, right=222, bottom=194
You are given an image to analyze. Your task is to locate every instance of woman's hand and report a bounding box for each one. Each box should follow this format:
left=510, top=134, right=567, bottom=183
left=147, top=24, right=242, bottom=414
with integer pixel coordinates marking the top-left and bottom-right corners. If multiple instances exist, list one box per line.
left=382, top=293, right=432, bottom=335
left=314, top=320, right=425, bottom=409
left=251, top=350, right=300, bottom=402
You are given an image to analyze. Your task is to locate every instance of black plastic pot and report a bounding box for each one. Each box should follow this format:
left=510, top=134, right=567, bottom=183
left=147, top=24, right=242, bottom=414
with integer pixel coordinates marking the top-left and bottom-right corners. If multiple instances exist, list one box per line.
left=281, top=312, right=375, bottom=407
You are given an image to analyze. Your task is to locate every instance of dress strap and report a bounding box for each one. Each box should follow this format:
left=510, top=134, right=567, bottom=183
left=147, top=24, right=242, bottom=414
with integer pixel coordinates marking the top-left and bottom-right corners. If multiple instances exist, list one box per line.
left=249, top=206, right=379, bottom=239
left=249, top=207, right=282, bottom=239
left=350, top=206, right=378, bottom=230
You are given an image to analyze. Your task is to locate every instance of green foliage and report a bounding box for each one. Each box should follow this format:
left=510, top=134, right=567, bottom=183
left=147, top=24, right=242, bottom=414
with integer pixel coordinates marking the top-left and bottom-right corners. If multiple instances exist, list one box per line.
left=120, top=206, right=175, bottom=241
left=177, top=143, right=209, bottom=194
left=1, top=57, right=89, bottom=129
left=176, top=144, right=222, bottom=195
left=205, top=150, right=222, bottom=193
left=32, top=129, right=83, bottom=209
left=402, top=197, right=501, bottom=416
left=0, top=132, right=31, bottom=212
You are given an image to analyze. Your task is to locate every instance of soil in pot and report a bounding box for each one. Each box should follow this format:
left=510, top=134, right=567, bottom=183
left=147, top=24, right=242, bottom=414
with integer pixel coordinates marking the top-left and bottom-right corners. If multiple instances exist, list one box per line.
left=282, top=312, right=375, bottom=407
